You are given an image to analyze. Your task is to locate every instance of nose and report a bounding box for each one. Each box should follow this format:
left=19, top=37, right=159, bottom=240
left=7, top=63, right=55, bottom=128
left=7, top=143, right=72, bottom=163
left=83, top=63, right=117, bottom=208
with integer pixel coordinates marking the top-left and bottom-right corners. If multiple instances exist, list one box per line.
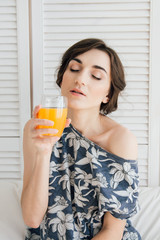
left=74, top=70, right=88, bottom=86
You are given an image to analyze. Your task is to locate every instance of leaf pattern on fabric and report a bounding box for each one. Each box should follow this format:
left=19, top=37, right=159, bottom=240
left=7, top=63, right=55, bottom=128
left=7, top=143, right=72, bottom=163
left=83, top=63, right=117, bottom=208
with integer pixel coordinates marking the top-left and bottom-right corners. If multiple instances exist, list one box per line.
left=25, top=124, right=141, bottom=240
left=49, top=211, right=73, bottom=238
left=109, top=162, right=138, bottom=189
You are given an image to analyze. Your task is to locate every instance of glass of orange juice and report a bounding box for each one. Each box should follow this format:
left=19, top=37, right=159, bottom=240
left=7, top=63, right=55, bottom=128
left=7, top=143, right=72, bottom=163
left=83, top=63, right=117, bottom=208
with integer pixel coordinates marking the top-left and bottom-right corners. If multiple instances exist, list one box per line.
left=36, top=95, right=68, bottom=137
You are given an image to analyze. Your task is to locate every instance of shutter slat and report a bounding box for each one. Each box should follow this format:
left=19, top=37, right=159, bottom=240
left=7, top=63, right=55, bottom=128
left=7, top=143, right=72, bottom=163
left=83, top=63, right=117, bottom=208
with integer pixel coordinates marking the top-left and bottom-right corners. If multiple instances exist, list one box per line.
left=0, top=101, right=19, bottom=108
left=126, top=75, right=148, bottom=81
left=0, top=158, right=19, bottom=164
left=45, top=0, right=150, bottom=3
left=44, top=32, right=149, bottom=40
left=0, top=59, right=17, bottom=65
left=0, top=152, right=19, bottom=158
left=0, top=165, right=20, bottom=171
left=0, top=172, right=21, bottom=179
left=118, top=102, right=148, bottom=110
left=0, top=95, right=19, bottom=101
left=0, top=51, right=17, bottom=58
left=124, top=88, right=148, bottom=95
left=0, top=15, right=16, bottom=21
left=119, top=95, right=148, bottom=103
left=0, top=116, right=19, bottom=122
left=44, top=3, right=149, bottom=11
left=44, top=18, right=150, bottom=26
left=0, top=29, right=16, bottom=36
left=45, top=25, right=149, bottom=33
left=0, top=36, right=17, bottom=43
left=0, top=22, right=16, bottom=28
left=0, top=80, right=18, bottom=87
left=0, top=67, right=17, bottom=73
left=44, top=10, right=149, bottom=18
left=0, top=44, right=17, bottom=51
left=0, top=88, right=18, bottom=94
left=0, top=0, right=16, bottom=7
left=0, top=7, right=16, bottom=14
left=0, top=132, right=19, bottom=137
left=110, top=116, right=148, bottom=122
left=0, top=109, right=19, bottom=115
left=44, top=39, right=149, bottom=47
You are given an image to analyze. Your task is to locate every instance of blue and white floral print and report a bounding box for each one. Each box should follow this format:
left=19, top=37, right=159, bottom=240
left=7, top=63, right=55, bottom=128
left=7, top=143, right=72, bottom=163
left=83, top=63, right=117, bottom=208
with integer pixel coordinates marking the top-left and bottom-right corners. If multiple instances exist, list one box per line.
left=25, top=124, right=141, bottom=240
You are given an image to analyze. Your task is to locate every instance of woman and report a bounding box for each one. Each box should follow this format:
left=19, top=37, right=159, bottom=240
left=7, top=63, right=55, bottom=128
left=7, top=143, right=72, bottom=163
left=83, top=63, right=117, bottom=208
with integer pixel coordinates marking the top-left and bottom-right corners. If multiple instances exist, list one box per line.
left=21, top=38, right=141, bottom=240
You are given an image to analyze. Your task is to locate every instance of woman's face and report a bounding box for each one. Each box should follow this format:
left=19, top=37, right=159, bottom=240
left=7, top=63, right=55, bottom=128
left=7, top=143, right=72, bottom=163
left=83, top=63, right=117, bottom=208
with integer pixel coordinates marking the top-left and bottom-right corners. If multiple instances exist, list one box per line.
left=61, top=49, right=111, bottom=111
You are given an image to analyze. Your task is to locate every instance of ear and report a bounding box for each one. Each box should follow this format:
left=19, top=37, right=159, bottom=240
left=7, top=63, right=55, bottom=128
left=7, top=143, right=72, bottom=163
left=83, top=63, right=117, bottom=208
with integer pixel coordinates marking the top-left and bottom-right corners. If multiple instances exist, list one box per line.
left=102, top=96, right=109, bottom=104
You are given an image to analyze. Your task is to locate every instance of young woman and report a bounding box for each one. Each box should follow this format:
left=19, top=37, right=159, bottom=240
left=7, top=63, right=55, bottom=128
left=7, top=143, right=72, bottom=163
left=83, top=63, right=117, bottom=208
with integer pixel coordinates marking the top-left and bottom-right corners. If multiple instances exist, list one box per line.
left=21, top=38, right=141, bottom=240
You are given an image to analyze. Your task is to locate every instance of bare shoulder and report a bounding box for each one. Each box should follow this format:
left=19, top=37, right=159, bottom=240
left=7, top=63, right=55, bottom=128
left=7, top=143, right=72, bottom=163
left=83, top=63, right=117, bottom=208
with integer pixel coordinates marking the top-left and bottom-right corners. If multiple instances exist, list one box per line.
left=104, top=117, right=138, bottom=160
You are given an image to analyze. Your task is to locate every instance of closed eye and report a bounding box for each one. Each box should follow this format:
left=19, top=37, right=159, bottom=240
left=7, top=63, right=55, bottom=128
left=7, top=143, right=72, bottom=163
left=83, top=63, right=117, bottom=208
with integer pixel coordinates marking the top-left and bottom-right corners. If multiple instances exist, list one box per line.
left=92, top=75, right=101, bottom=80
left=70, top=69, right=79, bottom=72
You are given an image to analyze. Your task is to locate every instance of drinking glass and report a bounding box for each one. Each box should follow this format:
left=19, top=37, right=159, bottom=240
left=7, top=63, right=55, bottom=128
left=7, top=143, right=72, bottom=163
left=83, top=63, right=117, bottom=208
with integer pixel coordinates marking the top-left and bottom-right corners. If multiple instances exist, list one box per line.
left=36, top=95, right=68, bottom=137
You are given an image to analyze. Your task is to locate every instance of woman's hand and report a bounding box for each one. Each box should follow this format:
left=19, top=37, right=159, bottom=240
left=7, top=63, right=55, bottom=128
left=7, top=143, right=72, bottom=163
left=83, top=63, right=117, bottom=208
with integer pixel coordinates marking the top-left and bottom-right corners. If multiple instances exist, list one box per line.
left=23, top=105, right=71, bottom=155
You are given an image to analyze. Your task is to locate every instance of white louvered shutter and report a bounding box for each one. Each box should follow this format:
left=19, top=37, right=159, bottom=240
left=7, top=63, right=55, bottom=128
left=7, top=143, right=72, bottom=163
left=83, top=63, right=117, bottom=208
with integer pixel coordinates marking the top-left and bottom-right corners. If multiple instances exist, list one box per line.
left=31, top=0, right=159, bottom=187
left=0, top=0, right=30, bottom=181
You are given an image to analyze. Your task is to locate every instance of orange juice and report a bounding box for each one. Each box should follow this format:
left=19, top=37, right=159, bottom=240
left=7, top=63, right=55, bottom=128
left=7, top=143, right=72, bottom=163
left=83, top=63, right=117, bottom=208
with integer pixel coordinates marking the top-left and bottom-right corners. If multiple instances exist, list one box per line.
left=37, top=108, right=67, bottom=137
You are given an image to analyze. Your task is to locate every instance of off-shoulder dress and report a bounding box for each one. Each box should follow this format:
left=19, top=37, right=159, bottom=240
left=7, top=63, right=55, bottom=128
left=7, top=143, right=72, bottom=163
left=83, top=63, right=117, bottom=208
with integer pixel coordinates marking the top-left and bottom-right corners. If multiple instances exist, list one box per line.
left=25, top=124, right=141, bottom=240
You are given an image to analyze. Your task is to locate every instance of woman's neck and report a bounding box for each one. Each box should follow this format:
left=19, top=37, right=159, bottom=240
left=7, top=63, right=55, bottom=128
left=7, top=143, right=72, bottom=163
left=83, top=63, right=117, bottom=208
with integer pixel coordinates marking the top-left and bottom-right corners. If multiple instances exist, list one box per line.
left=68, top=108, right=103, bottom=137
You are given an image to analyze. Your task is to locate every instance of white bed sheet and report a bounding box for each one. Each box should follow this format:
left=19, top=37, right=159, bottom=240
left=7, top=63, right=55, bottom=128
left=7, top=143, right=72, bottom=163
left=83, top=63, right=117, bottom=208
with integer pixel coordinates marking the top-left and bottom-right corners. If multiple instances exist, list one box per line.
left=131, top=187, right=160, bottom=240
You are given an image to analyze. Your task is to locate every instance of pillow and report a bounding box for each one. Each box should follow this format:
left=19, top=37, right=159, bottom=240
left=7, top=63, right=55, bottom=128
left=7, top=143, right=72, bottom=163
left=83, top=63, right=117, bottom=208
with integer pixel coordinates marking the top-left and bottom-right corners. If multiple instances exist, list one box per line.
left=131, top=187, right=160, bottom=240
left=0, top=181, right=26, bottom=240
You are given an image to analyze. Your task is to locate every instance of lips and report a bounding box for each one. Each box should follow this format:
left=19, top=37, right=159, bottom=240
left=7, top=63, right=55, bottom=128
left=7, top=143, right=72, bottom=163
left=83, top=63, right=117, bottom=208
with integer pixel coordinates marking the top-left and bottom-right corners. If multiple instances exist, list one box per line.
left=70, top=88, right=86, bottom=96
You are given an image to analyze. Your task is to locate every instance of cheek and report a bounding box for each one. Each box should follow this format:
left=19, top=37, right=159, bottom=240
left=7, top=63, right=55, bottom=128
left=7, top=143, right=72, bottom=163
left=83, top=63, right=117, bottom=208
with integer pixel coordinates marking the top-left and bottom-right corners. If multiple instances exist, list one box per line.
left=60, top=72, right=71, bottom=95
left=61, top=71, right=70, bottom=85
left=95, top=82, right=110, bottom=96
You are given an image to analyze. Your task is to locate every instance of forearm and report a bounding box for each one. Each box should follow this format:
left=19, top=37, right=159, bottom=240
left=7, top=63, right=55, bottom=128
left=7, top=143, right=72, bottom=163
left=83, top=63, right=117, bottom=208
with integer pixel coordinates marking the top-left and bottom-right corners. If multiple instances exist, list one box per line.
left=92, top=212, right=125, bottom=240
left=92, top=228, right=123, bottom=240
left=21, top=152, right=51, bottom=228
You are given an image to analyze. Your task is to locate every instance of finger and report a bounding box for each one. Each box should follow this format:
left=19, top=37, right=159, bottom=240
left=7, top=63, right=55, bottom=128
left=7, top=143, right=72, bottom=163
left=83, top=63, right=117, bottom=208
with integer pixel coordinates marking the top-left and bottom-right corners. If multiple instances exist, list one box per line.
left=32, top=128, right=58, bottom=138
left=39, top=136, right=60, bottom=143
left=32, top=118, right=54, bottom=128
left=32, top=105, right=41, bottom=118
left=65, top=118, right=71, bottom=128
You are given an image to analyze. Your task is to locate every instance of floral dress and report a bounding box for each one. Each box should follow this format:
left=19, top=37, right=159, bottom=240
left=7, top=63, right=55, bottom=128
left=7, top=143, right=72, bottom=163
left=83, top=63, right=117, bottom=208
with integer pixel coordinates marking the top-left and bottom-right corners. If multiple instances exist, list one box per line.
left=25, top=124, right=141, bottom=240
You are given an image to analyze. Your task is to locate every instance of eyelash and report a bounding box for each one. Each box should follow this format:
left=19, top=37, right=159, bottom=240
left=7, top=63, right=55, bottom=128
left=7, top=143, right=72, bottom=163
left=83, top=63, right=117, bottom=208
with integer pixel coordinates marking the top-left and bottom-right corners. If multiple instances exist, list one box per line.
left=70, top=69, right=101, bottom=80
left=92, top=75, right=101, bottom=80
left=70, top=69, right=79, bottom=72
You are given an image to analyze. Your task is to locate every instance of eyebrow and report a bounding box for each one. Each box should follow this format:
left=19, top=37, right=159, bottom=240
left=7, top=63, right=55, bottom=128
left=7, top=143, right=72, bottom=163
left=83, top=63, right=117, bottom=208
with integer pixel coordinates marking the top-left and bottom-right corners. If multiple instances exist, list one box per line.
left=72, top=58, right=107, bottom=75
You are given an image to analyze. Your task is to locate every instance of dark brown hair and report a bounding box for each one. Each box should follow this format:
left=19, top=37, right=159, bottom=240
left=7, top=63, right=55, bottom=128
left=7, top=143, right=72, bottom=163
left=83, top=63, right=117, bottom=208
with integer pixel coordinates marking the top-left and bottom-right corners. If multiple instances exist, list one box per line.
left=56, top=38, right=126, bottom=115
